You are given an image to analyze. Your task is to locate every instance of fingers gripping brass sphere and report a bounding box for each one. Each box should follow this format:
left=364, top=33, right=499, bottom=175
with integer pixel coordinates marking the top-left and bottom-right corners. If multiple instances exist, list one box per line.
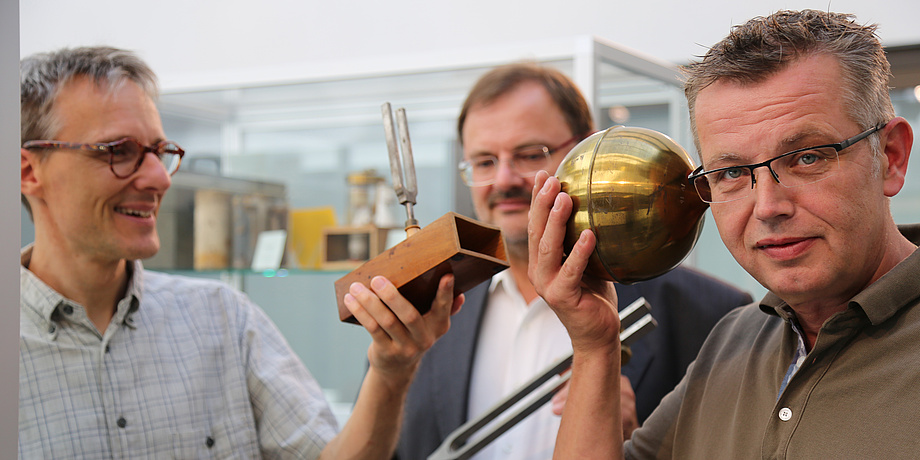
left=555, top=126, right=709, bottom=283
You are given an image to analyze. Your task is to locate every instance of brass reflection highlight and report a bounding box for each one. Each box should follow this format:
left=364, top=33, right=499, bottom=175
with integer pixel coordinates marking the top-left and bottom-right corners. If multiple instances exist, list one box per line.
left=555, top=126, right=708, bottom=283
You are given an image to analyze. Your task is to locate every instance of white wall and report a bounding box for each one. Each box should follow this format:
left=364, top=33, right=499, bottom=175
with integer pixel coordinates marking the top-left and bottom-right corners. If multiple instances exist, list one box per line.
left=21, top=0, right=920, bottom=91
left=3, top=0, right=20, bottom=454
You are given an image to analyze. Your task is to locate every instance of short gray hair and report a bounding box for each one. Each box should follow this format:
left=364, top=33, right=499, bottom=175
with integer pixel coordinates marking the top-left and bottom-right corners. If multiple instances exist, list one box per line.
left=683, top=10, right=894, bottom=159
left=21, top=46, right=158, bottom=142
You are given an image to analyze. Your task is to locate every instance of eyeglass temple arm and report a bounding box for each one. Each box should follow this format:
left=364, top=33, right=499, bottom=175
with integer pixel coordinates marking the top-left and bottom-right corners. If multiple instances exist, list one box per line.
left=839, top=121, right=886, bottom=150
left=427, top=297, right=656, bottom=460
left=382, top=102, right=420, bottom=236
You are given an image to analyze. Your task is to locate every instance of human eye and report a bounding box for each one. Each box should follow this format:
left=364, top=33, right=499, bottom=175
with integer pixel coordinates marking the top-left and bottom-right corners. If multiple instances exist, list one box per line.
left=799, top=152, right=819, bottom=165
left=515, top=146, right=548, bottom=163
left=471, top=156, right=497, bottom=170
left=791, top=148, right=834, bottom=167
left=778, top=147, right=837, bottom=180
left=516, top=154, right=546, bottom=169
left=699, top=167, right=748, bottom=198
left=107, top=138, right=143, bottom=163
left=715, top=167, right=748, bottom=183
left=512, top=149, right=548, bottom=175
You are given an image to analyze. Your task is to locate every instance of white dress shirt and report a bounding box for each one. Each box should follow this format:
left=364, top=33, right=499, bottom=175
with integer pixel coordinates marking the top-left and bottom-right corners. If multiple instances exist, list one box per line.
left=467, top=270, right=573, bottom=460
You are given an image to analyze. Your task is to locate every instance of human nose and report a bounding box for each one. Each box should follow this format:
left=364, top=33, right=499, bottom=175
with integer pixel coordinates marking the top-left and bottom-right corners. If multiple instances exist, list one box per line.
left=133, top=151, right=172, bottom=191
left=750, top=167, right=793, bottom=219
left=492, top=156, right=526, bottom=188
left=746, top=160, right=782, bottom=190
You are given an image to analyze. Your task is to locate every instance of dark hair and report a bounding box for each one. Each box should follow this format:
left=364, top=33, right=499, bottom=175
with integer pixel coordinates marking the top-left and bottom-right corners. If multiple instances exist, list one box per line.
left=457, top=62, right=593, bottom=141
left=683, top=10, right=894, bottom=155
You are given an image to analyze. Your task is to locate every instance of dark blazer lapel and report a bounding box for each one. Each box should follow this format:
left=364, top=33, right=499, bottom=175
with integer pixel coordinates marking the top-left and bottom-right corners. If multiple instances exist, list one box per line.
left=621, top=334, right=654, bottom=388
left=615, top=283, right=655, bottom=389
left=431, top=280, right=491, bottom=438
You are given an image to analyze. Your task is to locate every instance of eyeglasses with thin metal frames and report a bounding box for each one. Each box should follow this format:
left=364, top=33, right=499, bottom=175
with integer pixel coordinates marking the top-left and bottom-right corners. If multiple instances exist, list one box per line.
left=687, top=122, right=887, bottom=204
left=22, top=137, right=185, bottom=179
left=458, top=134, right=582, bottom=186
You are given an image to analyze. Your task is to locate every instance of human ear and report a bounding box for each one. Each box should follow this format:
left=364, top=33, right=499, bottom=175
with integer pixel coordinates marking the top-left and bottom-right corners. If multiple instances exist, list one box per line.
left=879, top=117, right=913, bottom=198
left=21, top=148, right=43, bottom=198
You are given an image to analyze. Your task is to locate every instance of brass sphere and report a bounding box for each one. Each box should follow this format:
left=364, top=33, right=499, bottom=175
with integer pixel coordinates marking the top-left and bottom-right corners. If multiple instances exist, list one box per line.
left=555, top=126, right=708, bottom=283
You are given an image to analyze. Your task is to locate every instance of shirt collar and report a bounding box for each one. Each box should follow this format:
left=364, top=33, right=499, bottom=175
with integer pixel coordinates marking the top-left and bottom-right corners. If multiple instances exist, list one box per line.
left=489, top=268, right=516, bottom=295
left=20, top=245, right=144, bottom=329
left=758, top=291, right=788, bottom=318
left=20, top=245, right=66, bottom=326
left=120, top=259, right=144, bottom=326
left=488, top=268, right=552, bottom=314
left=850, top=225, right=920, bottom=325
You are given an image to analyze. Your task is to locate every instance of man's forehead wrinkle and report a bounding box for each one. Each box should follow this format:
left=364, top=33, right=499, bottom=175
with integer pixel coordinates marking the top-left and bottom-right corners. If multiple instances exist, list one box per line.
left=705, top=126, right=824, bottom=159
left=778, top=128, right=825, bottom=148
left=700, top=90, right=830, bottom=157
left=699, top=116, right=743, bottom=156
left=710, top=152, right=746, bottom=163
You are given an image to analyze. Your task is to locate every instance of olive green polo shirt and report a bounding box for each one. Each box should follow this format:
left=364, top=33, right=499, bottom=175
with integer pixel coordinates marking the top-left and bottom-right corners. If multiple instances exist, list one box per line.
left=626, top=224, right=920, bottom=459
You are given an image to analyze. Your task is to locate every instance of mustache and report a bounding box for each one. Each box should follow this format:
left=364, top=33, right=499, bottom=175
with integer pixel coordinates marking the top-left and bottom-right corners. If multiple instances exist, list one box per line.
left=487, top=187, right=532, bottom=209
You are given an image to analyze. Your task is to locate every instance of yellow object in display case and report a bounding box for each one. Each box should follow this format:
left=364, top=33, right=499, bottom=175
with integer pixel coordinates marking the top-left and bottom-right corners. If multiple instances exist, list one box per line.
left=288, top=207, right=337, bottom=269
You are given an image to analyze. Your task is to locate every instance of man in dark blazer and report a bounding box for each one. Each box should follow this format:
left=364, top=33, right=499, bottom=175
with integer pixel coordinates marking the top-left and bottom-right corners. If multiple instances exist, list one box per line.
left=395, top=63, right=752, bottom=460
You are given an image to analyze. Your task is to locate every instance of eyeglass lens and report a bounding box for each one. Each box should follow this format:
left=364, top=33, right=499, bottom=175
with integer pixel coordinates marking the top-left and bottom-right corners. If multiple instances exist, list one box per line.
left=110, top=139, right=183, bottom=178
left=694, top=146, right=839, bottom=203
left=462, top=146, right=549, bottom=185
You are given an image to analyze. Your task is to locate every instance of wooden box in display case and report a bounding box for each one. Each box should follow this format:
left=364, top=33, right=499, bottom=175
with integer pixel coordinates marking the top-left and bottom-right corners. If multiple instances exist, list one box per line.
left=321, top=225, right=392, bottom=271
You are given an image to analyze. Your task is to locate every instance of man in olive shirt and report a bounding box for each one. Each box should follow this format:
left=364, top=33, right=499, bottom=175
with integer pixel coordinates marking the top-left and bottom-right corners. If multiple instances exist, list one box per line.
left=528, top=10, right=920, bottom=458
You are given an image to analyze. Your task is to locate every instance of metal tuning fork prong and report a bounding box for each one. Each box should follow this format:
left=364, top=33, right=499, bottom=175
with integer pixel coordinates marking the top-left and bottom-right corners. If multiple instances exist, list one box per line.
left=427, top=297, right=656, bottom=460
left=381, top=102, right=420, bottom=237
left=335, top=103, right=510, bottom=324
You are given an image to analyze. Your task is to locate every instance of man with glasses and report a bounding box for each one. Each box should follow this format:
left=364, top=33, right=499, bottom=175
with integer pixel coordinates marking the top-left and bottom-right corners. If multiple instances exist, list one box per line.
left=396, top=63, right=751, bottom=459
left=529, top=10, right=919, bottom=458
left=19, top=46, right=462, bottom=459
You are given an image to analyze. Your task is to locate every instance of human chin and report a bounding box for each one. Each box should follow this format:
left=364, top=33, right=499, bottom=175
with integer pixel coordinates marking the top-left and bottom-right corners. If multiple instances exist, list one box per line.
left=113, top=226, right=162, bottom=261
left=761, top=266, right=831, bottom=303
left=495, top=211, right=528, bottom=239
left=745, top=247, right=830, bottom=298
left=127, top=234, right=161, bottom=260
left=472, top=202, right=495, bottom=226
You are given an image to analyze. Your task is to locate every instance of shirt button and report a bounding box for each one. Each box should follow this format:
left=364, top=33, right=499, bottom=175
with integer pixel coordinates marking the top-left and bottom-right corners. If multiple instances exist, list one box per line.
left=206, top=436, right=215, bottom=448
left=117, top=417, right=127, bottom=428
left=778, top=407, right=793, bottom=421
left=62, top=305, right=73, bottom=315
left=48, top=325, right=56, bottom=334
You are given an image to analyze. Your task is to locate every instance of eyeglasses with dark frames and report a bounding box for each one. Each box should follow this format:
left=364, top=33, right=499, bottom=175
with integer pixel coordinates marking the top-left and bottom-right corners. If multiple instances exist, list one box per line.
left=22, top=137, right=185, bottom=179
left=458, top=135, right=583, bottom=187
left=687, top=122, right=887, bottom=204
